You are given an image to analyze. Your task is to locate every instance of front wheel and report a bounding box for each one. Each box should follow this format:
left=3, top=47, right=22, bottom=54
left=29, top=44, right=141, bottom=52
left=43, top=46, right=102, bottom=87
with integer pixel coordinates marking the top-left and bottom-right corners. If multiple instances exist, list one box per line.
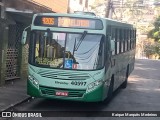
left=105, top=76, right=114, bottom=103
left=102, top=77, right=114, bottom=104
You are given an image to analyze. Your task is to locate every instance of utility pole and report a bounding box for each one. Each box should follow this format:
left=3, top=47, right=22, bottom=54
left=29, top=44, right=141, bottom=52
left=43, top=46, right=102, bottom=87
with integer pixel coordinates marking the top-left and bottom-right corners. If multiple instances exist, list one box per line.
left=105, top=0, right=112, bottom=18
left=67, top=0, right=70, bottom=13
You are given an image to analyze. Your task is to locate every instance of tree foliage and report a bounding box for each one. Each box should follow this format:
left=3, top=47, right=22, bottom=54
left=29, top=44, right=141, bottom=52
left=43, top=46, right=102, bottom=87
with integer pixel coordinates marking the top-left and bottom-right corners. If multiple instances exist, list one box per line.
left=148, top=16, right=160, bottom=41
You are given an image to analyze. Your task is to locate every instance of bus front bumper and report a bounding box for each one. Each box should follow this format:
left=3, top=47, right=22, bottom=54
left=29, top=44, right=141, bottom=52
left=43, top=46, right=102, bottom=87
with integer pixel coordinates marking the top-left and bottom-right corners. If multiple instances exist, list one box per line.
left=27, top=80, right=104, bottom=102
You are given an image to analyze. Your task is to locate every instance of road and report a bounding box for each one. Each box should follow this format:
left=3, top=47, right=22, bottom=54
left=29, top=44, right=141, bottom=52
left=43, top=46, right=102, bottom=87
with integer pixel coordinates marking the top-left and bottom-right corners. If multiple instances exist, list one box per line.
left=8, top=59, right=160, bottom=120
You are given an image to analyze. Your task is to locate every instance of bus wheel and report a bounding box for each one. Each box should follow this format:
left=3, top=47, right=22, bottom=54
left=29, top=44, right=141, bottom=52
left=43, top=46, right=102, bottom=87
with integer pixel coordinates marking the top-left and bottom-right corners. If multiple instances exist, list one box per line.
left=107, top=76, right=114, bottom=101
left=102, top=76, right=114, bottom=104
left=121, top=66, right=129, bottom=89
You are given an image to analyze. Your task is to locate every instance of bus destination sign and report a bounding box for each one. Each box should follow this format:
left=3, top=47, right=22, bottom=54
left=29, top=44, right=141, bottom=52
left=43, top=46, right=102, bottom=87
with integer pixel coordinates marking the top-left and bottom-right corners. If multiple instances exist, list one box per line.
left=58, top=17, right=89, bottom=28
left=42, top=17, right=55, bottom=25
left=34, top=16, right=103, bottom=30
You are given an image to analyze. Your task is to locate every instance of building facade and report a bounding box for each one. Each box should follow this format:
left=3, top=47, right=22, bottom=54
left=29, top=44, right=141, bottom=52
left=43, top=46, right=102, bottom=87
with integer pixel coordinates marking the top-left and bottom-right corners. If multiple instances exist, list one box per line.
left=68, top=0, right=94, bottom=13
left=0, top=0, right=68, bottom=86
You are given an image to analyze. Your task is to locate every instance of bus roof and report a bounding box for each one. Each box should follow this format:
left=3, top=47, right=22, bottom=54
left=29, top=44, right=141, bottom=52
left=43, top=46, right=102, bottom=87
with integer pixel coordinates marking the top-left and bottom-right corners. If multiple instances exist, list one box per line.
left=34, top=13, right=133, bottom=24
left=34, top=13, right=99, bottom=19
left=32, top=13, right=135, bottom=29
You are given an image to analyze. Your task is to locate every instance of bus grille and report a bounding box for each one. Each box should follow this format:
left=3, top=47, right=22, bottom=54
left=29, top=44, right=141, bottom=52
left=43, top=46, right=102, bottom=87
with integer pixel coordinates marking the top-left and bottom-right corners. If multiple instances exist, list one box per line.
left=38, top=70, right=90, bottom=80
left=39, top=86, right=86, bottom=98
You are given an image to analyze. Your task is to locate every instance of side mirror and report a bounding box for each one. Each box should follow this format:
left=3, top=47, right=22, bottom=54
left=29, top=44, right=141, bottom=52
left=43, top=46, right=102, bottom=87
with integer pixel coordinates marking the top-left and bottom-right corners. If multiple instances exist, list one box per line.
left=21, top=31, right=27, bottom=45
left=110, top=39, right=115, bottom=51
left=21, top=26, right=30, bottom=45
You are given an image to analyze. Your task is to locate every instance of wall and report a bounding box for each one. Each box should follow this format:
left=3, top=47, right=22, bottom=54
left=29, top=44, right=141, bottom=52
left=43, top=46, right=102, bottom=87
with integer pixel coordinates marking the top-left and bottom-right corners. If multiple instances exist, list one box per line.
left=29, top=0, right=68, bottom=13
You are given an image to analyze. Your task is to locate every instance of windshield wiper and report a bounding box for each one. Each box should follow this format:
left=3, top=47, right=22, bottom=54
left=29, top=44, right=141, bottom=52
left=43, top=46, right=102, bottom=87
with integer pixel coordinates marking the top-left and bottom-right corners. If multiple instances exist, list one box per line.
left=74, top=31, right=87, bottom=51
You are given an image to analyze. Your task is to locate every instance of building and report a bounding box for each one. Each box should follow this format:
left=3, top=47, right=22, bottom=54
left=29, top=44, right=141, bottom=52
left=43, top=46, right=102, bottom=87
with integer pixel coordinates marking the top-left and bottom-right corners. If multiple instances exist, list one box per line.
left=30, top=0, right=68, bottom=13
left=68, top=0, right=94, bottom=13
left=0, top=0, right=68, bottom=86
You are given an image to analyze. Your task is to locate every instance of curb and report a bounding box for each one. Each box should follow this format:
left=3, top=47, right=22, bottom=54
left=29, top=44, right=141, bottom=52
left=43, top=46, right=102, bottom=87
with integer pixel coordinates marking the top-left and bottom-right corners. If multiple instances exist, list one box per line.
left=1, top=96, right=32, bottom=112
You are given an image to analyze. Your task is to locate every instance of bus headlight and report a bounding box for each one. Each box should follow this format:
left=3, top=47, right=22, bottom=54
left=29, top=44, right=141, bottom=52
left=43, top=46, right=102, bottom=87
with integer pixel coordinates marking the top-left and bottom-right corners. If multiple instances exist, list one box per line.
left=28, top=75, right=39, bottom=88
left=86, top=80, right=102, bottom=93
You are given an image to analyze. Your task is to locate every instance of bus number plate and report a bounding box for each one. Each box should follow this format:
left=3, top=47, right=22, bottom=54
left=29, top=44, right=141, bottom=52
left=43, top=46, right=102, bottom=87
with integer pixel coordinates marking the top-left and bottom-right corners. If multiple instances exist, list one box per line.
left=71, top=81, right=86, bottom=86
left=55, top=91, right=68, bottom=96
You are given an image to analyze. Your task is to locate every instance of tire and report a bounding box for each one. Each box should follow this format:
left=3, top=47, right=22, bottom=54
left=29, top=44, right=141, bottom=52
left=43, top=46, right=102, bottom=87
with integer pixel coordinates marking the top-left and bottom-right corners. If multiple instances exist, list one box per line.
left=107, top=76, right=114, bottom=100
left=121, top=66, right=129, bottom=89
left=102, top=76, right=114, bottom=104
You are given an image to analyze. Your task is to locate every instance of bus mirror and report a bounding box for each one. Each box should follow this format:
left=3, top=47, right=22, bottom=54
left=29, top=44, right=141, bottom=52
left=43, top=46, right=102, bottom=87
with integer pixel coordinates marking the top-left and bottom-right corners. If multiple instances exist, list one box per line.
left=111, top=39, right=115, bottom=51
left=21, top=31, right=27, bottom=45
left=21, top=26, right=30, bottom=45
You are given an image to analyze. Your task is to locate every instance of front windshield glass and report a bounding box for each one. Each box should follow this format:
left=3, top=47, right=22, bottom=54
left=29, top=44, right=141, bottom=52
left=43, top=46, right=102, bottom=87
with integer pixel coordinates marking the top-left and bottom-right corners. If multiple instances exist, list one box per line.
left=29, top=31, right=104, bottom=70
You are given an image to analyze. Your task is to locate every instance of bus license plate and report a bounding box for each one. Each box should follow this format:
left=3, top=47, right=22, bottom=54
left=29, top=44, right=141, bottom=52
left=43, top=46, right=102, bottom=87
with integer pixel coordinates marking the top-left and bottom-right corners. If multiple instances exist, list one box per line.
left=55, top=91, right=68, bottom=96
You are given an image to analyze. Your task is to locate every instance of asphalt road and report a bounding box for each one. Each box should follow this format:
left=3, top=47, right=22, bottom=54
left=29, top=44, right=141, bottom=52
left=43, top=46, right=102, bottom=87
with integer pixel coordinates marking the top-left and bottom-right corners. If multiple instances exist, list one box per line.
left=7, top=59, right=160, bottom=120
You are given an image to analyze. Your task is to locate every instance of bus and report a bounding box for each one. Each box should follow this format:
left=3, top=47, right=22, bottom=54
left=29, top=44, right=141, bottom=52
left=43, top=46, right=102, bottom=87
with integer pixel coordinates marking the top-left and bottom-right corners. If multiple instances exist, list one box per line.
left=21, top=12, right=136, bottom=102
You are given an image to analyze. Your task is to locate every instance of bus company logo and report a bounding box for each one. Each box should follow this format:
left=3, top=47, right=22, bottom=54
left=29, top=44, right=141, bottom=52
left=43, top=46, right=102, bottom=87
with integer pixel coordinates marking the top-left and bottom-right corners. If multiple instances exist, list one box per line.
left=2, top=112, right=11, bottom=117
left=55, top=81, right=68, bottom=85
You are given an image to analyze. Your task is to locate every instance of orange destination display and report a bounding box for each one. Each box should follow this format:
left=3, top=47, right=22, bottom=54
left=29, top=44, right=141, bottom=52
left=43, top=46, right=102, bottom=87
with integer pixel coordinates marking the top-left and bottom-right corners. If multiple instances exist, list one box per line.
left=34, top=16, right=103, bottom=30
left=42, top=17, right=55, bottom=25
left=58, top=17, right=89, bottom=27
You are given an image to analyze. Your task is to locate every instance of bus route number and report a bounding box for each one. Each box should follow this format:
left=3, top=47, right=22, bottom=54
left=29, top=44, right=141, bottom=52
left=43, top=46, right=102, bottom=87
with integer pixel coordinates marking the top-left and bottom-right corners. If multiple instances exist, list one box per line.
left=42, top=17, right=54, bottom=25
left=71, top=81, right=86, bottom=86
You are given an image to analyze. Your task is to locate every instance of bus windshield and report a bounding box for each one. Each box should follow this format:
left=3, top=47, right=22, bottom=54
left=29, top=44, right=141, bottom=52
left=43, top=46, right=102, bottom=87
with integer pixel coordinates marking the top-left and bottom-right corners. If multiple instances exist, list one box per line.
left=29, top=31, right=104, bottom=70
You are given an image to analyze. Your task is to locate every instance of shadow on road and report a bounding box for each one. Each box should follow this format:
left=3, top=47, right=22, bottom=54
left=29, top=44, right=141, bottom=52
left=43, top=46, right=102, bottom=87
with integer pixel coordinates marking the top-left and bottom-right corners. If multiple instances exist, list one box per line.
left=26, top=90, right=121, bottom=112
left=133, top=59, right=160, bottom=80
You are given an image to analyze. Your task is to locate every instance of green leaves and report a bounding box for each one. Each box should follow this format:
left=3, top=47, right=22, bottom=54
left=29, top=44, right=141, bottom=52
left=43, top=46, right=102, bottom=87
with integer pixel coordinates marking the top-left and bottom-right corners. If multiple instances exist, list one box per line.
left=144, top=42, right=160, bottom=59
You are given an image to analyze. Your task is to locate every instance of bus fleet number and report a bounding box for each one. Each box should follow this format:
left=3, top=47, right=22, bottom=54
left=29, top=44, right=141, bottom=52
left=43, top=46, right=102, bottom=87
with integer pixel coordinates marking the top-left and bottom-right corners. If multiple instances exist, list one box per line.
left=71, top=81, right=86, bottom=86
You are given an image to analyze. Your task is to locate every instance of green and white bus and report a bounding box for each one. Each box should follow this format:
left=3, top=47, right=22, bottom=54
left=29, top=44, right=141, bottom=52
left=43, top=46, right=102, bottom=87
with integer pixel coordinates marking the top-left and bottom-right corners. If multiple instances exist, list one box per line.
left=22, top=13, right=136, bottom=102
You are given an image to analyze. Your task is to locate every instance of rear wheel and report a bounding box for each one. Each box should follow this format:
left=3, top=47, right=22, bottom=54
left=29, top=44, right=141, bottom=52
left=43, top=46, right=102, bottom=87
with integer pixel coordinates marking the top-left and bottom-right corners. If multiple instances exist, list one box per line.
left=121, top=66, right=129, bottom=89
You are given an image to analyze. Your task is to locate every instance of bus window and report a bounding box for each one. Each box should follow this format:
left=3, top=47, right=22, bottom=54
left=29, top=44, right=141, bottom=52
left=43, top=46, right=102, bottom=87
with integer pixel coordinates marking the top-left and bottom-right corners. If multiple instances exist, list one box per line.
left=125, top=29, right=128, bottom=51
left=127, top=30, right=130, bottom=51
left=131, top=30, right=134, bottom=49
left=33, top=31, right=66, bottom=68
left=111, top=27, right=116, bottom=55
left=115, top=28, right=119, bottom=54
left=30, top=31, right=104, bottom=70
left=120, top=29, right=124, bottom=53
left=65, top=34, right=104, bottom=70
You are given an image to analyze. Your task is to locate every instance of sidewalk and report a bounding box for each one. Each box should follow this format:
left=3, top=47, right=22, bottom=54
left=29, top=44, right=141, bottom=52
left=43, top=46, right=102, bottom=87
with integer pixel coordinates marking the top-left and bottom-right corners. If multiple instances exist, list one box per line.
left=0, top=79, right=30, bottom=112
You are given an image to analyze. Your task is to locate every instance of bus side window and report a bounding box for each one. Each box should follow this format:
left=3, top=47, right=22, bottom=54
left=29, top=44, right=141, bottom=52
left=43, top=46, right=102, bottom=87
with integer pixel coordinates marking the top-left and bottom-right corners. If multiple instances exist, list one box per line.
left=131, top=30, right=133, bottom=49
left=120, top=29, right=124, bottom=53
left=127, top=29, right=130, bottom=51
left=123, top=29, right=126, bottom=52
left=111, top=27, right=116, bottom=55
left=125, top=29, right=128, bottom=51
left=134, top=29, right=136, bottom=48
left=119, top=29, right=121, bottom=53
left=129, top=29, right=132, bottom=50
left=115, top=28, right=119, bottom=54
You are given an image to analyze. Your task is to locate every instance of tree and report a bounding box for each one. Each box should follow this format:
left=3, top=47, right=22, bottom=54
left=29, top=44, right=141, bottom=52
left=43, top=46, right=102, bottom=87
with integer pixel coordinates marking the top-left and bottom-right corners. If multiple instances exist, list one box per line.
left=144, top=40, right=160, bottom=59
left=148, top=16, right=160, bottom=41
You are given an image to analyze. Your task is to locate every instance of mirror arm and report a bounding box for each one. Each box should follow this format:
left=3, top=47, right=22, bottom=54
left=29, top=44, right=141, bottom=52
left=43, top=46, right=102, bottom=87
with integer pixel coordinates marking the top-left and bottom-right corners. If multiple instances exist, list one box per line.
left=24, top=25, right=31, bottom=31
